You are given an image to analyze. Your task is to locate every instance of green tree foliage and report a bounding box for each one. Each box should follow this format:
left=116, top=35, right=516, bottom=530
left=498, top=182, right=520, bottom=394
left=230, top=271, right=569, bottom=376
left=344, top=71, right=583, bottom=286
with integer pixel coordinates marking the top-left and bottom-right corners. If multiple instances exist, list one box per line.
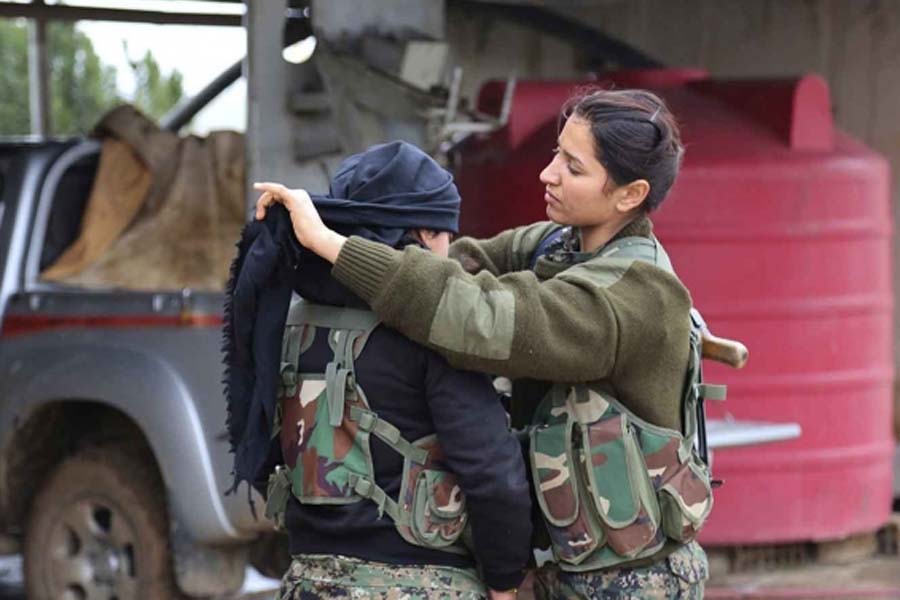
left=47, top=21, right=120, bottom=135
left=126, top=44, right=185, bottom=121
left=0, top=20, right=32, bottom=135
left=0, top=19, right=185, bottom=136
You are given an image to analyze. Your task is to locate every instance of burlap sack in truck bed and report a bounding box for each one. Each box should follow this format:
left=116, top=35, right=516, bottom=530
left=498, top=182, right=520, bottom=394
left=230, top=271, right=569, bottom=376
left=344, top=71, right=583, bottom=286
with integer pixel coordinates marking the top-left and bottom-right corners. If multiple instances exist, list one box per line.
left=41, top=105, right=246, bottom=291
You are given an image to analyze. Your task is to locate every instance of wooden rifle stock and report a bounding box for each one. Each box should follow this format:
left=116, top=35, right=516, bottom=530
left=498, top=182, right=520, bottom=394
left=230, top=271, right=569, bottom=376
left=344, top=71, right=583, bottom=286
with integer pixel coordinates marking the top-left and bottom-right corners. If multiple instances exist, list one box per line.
left=700, top=329, right=749, bottom=369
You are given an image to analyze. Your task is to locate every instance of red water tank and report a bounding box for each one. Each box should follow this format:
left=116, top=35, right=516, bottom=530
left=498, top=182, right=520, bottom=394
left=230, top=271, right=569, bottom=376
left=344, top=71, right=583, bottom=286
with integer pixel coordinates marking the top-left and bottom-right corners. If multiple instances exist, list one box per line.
left=453, top=71, right=894, bottom=545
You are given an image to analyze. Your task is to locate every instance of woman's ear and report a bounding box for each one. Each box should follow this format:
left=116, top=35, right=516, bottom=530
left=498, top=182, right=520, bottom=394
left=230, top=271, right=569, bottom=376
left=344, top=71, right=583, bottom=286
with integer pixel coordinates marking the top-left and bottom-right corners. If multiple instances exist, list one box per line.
left=614, top=179, right=650, bottom=213
left=415, top=229, right=451, bottom=257
left=416, top=229, right=440, bottom=242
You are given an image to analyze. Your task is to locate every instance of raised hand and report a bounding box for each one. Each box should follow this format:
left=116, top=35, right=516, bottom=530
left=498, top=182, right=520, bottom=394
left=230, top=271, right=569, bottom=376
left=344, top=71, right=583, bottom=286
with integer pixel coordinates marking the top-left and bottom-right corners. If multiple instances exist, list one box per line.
left=253, top=182, right=346, bottom=263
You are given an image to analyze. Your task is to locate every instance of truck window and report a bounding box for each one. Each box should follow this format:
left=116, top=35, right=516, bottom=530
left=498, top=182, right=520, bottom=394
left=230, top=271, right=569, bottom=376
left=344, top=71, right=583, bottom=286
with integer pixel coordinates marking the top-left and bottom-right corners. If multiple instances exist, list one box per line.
left=55, top=20, right=247, bottom=136
left=39, top=152, right=99, bottom=272
left=0, top=152, right=11, bottom=230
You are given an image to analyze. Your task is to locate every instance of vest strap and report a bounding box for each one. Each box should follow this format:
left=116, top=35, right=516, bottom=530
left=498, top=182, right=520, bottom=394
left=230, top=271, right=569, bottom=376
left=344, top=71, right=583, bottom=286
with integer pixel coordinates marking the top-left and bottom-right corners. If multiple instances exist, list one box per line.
left=324, top=328, right=367, bottom=427
left=529, top=227, right=566, bottom=269
left=678, top=333, right=702, bottom=462
left=265, top=466, right=292, bottom=530
left=348, top=473, right=408, bottom=524
left=280, top=325, right=303, bottom=398
left=280, top=322, right=318, bottom=399
left=601, top=235, right=676, bottom=275
left=350, top=406, right=430, bottom=465
left=325, top=361, right=351, bottom=427
left=287, top=297, right=378, bottom=331
left=600, top=236, right=656, bottom=260
left=697, top=383, right=727, bottom=401
left=279, top=362, right=298, bottom=398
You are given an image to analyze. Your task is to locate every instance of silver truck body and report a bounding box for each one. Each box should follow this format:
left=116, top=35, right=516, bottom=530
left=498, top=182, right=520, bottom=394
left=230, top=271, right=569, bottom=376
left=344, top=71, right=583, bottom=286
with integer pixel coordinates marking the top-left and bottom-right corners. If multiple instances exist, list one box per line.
left=0, top=140, right=264, bottom=560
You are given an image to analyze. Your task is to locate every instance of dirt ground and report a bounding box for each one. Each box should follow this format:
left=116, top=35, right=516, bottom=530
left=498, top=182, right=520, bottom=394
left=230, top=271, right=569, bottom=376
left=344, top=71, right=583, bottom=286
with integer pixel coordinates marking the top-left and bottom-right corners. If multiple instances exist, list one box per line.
left=702, top=515, right=900, bottom=599
left=706, top=557, right=900, bottom=599
left=3, top=550, right=897, bottom=599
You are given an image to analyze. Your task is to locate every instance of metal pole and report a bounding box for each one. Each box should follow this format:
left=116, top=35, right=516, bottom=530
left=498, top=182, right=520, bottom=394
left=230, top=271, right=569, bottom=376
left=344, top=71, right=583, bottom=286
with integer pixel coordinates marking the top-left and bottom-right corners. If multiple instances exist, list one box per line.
left=160, top=59, right=243, bottom=132
left=449, top=0, right=663, bottom=69
left=0, top=3, right=241, bottom=27
left=27, top=1, right=50, bottom=137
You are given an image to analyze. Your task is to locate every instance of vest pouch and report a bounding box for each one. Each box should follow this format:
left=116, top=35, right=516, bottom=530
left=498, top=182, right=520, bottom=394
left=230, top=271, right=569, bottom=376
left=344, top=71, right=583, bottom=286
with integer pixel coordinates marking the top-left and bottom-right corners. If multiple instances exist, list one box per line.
left=658, top=458, right=713, bottom=543
left=281, top=375, right=373, bottom=504
left=530, top=420, right=601, bottom=565
left=410, top=469, right=468, bottom=548
left=395, top=436, right=469, bottom=553
left=580, top=413, right=661, bottom=559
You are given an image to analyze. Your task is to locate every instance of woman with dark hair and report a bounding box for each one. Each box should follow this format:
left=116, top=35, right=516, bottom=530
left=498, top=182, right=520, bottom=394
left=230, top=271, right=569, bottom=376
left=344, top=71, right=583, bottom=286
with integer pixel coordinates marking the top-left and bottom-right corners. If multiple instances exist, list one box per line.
left=254, top=89, right=710, bottom=599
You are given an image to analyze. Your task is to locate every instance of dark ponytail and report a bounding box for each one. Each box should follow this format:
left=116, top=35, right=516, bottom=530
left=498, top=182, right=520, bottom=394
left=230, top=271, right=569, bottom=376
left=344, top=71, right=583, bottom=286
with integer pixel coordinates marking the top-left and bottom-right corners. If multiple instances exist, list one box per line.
left=561, top=88, right=683, bottom=212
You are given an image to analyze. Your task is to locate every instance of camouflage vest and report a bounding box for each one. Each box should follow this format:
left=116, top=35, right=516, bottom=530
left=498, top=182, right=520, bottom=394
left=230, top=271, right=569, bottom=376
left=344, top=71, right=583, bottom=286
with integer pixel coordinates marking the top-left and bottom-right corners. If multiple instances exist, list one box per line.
left=530, top=235, right=724, bottom=572
left=265, top=299, right=470, bottom=554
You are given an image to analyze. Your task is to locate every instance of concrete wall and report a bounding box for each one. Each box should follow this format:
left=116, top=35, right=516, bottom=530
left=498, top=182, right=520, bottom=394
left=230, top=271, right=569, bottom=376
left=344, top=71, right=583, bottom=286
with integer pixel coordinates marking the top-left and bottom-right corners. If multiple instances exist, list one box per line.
left=559, top=1, right=899, bottom=151
left=446, top=2, right=581, bottom=105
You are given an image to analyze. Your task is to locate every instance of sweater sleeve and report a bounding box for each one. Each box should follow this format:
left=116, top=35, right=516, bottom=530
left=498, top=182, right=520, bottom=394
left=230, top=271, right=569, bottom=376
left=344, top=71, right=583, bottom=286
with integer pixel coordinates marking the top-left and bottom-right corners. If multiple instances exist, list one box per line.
left=332, top=235, right=622, bottom=381
left=448, top=222, right=558, bottom=276
left=423, top=353, right=531, bottom=590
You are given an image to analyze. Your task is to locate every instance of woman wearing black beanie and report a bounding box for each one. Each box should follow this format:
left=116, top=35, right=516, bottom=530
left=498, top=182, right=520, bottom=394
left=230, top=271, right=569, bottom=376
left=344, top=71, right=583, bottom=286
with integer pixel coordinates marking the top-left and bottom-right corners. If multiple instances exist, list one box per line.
left=227, top=141, right=531, bottom=600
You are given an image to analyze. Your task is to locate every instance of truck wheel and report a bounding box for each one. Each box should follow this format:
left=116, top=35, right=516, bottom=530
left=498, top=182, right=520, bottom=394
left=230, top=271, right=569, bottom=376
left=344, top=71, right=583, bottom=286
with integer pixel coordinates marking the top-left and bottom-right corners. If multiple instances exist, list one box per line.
left=24, top=446, right=182, bottom=599
left=248, top=531, right=291, bottom=579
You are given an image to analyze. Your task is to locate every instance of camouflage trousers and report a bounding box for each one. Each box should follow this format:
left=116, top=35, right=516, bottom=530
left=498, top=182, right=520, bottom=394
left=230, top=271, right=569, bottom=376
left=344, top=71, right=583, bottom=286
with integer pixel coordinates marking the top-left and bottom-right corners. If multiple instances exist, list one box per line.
left=532, top=542, right=709, bottom=600
left=276, top=554, right=488, bottom=600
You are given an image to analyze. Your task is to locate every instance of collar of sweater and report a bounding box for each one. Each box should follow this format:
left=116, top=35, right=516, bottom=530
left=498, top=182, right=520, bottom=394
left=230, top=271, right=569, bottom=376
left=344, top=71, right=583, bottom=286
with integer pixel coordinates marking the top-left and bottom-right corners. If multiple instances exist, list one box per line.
left=611, top=212, right=653, bottom=241
left=560, top=213, right=654, bottom=261
left=534, top=213, right=655, bottom=281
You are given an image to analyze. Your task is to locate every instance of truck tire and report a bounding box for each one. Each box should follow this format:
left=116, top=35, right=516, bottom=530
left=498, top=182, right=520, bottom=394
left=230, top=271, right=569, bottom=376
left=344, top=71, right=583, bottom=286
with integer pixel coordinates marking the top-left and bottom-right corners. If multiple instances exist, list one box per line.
left=24, top=445, right=184, bottom=600
left=248, top=531, right=291, bottom=579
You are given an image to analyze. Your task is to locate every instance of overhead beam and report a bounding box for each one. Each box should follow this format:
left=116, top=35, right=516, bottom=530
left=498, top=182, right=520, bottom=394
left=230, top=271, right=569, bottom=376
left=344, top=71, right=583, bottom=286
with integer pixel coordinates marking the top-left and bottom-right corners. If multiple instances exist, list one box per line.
left=450, top=0, right=661, bottom=69
left=0, top=3, right=242, bottom=27
left=160, top=58, right=243, bottom=132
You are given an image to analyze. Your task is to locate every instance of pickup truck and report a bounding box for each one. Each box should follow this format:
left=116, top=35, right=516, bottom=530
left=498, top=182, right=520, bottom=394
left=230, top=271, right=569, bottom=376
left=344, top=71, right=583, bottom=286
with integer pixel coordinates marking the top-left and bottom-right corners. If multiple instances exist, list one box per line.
left=0, top=135, right=282, bottom=599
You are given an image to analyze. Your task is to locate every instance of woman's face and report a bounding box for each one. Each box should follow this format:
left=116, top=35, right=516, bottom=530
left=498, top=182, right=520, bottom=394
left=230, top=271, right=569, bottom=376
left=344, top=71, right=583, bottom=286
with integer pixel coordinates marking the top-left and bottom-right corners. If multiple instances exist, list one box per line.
left=539, top=116, right=620, bottom=228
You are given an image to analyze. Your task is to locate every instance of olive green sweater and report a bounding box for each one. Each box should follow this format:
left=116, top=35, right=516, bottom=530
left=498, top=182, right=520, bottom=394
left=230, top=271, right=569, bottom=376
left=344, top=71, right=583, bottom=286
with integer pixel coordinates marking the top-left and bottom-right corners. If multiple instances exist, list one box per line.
left=331, top=215, right=693, bottom=430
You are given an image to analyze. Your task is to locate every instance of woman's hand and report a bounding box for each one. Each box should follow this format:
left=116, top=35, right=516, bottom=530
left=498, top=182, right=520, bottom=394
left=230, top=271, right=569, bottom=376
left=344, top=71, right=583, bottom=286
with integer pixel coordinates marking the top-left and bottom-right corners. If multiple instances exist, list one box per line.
left=253, top=182, right=346, bottom=264
left=253, top=182, right=324, bottom=248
